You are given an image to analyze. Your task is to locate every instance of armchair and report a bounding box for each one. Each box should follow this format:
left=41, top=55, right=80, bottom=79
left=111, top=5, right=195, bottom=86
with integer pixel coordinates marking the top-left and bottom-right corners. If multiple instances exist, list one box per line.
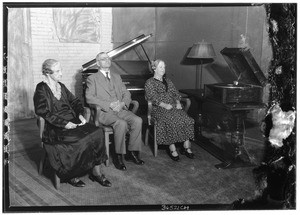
left=145, top=98, right=191, bottom=157
left=88, top=100, right=139, bottom=166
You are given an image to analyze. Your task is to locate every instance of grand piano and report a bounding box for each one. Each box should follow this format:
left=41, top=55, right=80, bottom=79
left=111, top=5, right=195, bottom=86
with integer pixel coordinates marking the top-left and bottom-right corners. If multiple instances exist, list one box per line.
left=81, top=34, right=153, bottom=115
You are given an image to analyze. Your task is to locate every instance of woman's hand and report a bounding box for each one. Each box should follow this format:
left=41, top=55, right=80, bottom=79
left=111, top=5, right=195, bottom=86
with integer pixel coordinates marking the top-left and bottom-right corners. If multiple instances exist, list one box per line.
left=159, top=102, right=173, bottom=110
left=164, top=104, right=173, bottom=110
left=159, top=102, right=172, bottom=110
left=78, top=114, right=87, bottom=126
left=65, top=122, right=77, bottom=129
left=176, top=102, right=182, bottom=110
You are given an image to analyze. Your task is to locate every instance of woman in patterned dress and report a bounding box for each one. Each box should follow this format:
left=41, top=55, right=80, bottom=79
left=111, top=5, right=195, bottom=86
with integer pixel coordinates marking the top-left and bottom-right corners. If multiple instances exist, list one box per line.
left=145, top=59, right=195, bottom=161
left=33, top=59, right=111, bottom=187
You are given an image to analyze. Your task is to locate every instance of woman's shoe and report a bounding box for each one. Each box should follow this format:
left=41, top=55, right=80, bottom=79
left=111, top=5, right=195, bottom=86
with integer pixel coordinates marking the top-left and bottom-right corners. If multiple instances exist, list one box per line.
left=168, top=149, right=180, bottom=161
left=180, top=147, right=195, bottom=159
left=89, top=174, right=112, bottom=187
left=67, top=178, right=86, bottom=187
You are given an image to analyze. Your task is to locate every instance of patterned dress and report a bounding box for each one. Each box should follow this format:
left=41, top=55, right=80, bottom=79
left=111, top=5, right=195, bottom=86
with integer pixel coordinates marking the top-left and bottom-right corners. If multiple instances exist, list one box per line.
left=145, top=77, right=194, bottom=146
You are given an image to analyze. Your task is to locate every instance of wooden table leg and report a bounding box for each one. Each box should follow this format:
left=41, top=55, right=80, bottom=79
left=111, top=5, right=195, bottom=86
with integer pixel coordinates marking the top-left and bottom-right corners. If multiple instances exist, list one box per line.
left=214, top=110, right=255, bottom=169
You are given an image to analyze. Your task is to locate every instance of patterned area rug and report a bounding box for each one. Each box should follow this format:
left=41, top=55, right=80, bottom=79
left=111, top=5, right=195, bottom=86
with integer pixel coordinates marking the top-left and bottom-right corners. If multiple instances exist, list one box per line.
left=8, top=135, right=264, bottom=210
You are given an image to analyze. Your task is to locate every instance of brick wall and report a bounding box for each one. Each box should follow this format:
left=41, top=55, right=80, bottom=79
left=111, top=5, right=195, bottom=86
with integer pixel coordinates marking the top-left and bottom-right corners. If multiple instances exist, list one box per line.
left=30, top=8, right=113, bottom=100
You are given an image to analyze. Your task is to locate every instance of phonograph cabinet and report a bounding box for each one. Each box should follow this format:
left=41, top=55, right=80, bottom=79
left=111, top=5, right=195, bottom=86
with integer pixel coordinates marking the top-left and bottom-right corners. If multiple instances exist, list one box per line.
left=199, top=47, right=267, bottom=169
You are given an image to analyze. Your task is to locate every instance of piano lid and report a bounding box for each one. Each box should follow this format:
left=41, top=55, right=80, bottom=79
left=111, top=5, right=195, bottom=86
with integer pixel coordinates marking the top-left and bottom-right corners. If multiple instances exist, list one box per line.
left=82, top=34, right=153, bottom=71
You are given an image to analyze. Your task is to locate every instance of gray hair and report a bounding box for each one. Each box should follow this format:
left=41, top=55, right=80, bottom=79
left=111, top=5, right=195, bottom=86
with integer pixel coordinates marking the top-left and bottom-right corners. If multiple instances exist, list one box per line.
left=151, top=59, right=164, bottom=70
left=96, top=52, right=107, bottom=62
left=42, top=59, right=59, bottom=75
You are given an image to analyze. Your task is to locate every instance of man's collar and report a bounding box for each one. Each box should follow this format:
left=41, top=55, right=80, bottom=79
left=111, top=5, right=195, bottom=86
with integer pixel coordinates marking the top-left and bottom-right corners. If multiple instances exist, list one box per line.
left=99, top=69, right=111, bottom=78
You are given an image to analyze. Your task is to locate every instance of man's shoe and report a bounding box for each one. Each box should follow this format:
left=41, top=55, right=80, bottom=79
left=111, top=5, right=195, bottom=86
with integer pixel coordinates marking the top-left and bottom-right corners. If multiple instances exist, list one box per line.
left=67, top=178, right=86, bottom=187
left=180, top=147, right=195, bottom=159
left=125, top=151, right=145, bottom=165
left=89, top=174, right=112, bottom=187
left=114, top=154, right=127, bottom=170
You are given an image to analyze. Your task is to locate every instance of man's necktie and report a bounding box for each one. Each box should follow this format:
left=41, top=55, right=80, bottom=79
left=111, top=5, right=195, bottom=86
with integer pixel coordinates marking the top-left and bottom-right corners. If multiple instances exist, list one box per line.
left=106, top=72, right=110, bottom=81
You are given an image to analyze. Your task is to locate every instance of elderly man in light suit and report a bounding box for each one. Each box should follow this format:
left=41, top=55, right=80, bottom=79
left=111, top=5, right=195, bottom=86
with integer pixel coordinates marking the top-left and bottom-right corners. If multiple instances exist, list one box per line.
left=85, top=52, right=145, bottom=171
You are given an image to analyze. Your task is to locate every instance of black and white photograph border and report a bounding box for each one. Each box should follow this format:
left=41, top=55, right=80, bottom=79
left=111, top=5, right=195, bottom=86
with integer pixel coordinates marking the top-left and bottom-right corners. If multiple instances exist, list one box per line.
left=1, top=0, right=298, bottom=214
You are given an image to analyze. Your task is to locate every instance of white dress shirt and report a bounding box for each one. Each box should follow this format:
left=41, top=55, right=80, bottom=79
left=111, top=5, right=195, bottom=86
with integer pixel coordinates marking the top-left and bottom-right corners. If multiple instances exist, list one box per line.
left=99, top=69, right=111, bottom=79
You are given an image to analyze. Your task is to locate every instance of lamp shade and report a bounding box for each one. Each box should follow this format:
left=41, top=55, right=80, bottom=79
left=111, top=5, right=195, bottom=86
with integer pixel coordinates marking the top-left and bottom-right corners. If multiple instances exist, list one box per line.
left=187, top=41, right=216, bottom=59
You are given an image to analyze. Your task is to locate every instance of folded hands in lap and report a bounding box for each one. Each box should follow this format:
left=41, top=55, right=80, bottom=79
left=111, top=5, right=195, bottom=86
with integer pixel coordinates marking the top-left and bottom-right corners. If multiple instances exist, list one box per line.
left=110, top=100, right=125, bottom=112
left=65, top=114, right=87, bottom=129
left=161, top=102, right=182, bottom=110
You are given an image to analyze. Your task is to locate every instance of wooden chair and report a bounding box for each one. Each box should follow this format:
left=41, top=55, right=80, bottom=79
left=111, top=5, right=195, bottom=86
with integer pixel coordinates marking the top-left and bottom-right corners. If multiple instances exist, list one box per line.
left=37, top=107, right=91, bottom=190
left=145, top=98, right=191, bottom=157
left=88, top=101, right=139, bottom=166
left=37, top=117, right=60, bottom=189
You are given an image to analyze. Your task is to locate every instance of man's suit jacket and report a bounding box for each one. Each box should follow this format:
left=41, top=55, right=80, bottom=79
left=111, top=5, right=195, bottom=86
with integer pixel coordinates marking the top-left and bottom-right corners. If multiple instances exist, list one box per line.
left=85, top=70, right=132, bottom=113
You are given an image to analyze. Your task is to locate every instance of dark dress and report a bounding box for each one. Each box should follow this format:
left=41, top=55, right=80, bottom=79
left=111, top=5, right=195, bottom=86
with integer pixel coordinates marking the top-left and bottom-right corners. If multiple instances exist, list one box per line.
left=145, top=77, right=194, bottom=146
left=33, top=82, right=107, bottom=181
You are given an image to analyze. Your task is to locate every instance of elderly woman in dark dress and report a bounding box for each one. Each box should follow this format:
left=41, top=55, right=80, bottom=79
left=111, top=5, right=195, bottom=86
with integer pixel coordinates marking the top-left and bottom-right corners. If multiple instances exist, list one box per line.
left=145, top=59, right=195, bottom=161
left=33, top=59, right=111, bottom=187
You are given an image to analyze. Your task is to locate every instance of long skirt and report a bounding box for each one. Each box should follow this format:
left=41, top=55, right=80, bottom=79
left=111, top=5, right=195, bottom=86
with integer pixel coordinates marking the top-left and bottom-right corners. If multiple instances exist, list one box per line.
left=43, top=123, right=107, bottom=182
left=153, top=107, right=195, bottom=146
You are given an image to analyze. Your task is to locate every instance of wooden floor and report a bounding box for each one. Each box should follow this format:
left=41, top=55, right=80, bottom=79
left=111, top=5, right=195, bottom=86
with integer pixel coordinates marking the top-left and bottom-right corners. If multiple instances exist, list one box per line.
left=4, top=118, right=266, bottom=211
